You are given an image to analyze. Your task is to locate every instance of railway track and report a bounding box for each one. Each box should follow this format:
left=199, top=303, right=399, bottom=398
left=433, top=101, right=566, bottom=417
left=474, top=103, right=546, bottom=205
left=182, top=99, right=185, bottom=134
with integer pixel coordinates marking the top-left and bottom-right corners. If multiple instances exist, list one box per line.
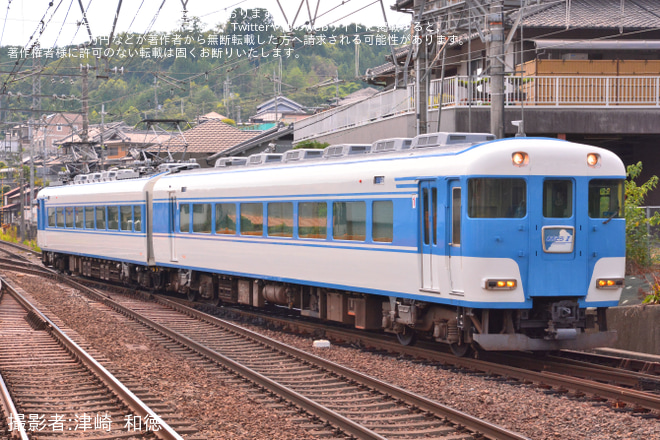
left=67, top=282, right=528, bottom=440
left=0, top=277, right=184, bottom=439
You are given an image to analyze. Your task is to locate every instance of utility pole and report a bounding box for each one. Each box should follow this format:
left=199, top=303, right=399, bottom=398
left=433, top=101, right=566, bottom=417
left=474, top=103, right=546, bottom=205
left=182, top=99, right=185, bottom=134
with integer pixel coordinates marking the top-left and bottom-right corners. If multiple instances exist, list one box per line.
left=80, top=64, right=90, bottom=143
left=154, top=77, right=159, bottom=117
left=28, top=50, right=41, bottom=240
left=414, top=0, right=428, bottom=135
left=488, top=0, right=505, bottom=139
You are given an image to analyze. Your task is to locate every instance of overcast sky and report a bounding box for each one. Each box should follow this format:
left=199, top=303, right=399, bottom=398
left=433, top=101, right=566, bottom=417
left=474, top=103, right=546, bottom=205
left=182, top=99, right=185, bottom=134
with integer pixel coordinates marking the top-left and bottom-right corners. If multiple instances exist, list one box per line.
left=0, top=0, right=412, bottom=48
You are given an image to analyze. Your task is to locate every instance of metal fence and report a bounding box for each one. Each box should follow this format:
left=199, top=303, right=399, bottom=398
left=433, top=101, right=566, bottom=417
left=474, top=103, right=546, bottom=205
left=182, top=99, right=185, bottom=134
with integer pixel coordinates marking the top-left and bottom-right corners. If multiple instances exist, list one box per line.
left=296, top=74, right=660, bottom=141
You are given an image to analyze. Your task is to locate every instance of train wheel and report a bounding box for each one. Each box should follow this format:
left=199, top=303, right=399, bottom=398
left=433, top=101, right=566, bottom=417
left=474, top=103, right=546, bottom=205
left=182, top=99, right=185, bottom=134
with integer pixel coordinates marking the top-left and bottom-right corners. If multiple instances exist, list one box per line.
left=396, top=329, right=417, bottom=346
left=449, top=342, right=472, bottom=357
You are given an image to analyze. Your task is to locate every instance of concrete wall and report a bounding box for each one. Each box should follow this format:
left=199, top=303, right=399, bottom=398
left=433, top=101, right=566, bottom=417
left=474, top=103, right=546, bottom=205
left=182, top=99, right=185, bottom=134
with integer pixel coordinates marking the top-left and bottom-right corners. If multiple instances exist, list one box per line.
left=607, top=305, right=660, bottom=355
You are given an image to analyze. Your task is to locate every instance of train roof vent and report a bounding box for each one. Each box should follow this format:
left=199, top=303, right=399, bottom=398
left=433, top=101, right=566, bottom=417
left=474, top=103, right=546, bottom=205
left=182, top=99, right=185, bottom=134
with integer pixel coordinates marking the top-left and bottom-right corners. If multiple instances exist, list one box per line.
left=157, top=162, right=201, bottom=173
left=115, top=169, right=139, bottom=179
left=323, top=144, right=371, bottom=158
left=283, top=148, right=324, bottom=162
left=215, top=157, right=248, bottom=167
left=73, top=174, right=88, bottom=184
left=247, top=153, right=283, bottom=166
left=371, top=138, right=413, bottom=153
left=411, top=132, right=495, bottom=149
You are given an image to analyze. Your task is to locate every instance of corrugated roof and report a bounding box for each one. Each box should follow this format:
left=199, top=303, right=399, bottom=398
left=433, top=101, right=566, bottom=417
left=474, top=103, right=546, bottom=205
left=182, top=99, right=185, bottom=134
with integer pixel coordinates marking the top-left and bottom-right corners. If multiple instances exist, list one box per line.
left=522, top=0, right=660, bottom=29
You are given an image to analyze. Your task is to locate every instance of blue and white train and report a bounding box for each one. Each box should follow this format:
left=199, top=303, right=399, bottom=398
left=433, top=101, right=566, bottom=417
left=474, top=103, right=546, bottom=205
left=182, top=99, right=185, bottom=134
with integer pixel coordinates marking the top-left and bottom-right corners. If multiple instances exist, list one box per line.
left=36, top=133, right=626, bottom=355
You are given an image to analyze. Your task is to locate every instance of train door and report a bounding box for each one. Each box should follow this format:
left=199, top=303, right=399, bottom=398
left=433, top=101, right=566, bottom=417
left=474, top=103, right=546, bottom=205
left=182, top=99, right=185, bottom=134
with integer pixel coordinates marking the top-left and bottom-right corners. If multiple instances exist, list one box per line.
left=528, top=178, right=583, bottom=296
left=448, top=180, right=464, bottom=294
left=420, top=180, right=440, bottom=292
left=168, top=192, right=178, bottom=262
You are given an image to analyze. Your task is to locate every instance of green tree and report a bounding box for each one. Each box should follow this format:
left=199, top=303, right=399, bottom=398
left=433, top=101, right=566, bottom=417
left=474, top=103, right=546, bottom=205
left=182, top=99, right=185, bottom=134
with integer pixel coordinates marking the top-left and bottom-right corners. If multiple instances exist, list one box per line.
left=625, top=162, right=660, bottom=270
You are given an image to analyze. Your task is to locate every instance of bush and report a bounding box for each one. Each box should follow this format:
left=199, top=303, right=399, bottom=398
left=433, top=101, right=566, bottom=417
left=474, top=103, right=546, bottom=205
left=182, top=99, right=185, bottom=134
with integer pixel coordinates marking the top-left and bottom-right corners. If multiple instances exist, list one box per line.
left=625, top=162, right=660, bottom=271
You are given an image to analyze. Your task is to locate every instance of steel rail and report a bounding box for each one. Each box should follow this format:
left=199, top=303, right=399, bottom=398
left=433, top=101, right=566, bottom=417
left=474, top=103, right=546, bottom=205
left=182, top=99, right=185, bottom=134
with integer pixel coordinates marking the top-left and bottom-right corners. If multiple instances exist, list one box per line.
left=0, top=287, right=30, bottom=440
left=61, top=280, right=388, bottom=440
left=0, top=276, right=184, bottom=440
left=154, top=296, right=531, bottom=440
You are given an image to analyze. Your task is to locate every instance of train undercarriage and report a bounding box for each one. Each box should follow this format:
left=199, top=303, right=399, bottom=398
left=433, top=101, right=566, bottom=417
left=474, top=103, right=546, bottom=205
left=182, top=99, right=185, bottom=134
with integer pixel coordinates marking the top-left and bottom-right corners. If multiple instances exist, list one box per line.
left=43, top=251, right=613, bottom=355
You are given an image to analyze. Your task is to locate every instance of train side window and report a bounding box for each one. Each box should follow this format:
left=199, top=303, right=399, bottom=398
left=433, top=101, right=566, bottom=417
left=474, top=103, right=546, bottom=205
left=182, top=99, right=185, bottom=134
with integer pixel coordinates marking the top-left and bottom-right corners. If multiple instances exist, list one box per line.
left=215, top=203, right=236, bottom=234
left=589, top=179, right=624, bottom=219
left=240, top=203, right=263, bottom=236
left=57, top=208, right=64, bottom=227
left=468, top=178, right=526, bottom=218
left=120, top=206, right=133, bottom=231
left=180, top=204, right=190, bottom=233
left=95, top=206, right=106, bottom=230
left=107, top=206, right=119, bottom=230
left=84, top=207, right=94, bottom=229
left=134, top=206, right=142, bottom=232
left=452, top=188, right=461, bottom=245
left=298, top=202, right=327, bottom=239
left=74, top=207, right=83, bottom=228
left=372, top=200, right=393, bottom=243
left=268, top=202, right=293, bottom=237
left=65, top=207, right=74, bottom=228
left=333, top=201, right=366, bottom=241
left=192, top=203, right=212, bottom=233
left=48, top=208, right=56, bottom=227
left=543, top=180, right=573, bottom=218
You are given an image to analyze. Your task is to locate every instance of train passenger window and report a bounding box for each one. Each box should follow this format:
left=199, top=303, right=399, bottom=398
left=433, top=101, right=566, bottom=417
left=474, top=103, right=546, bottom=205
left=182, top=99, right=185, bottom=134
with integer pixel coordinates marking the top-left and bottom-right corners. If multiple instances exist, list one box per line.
left=56, top=208, right=64, bottom=227
left=179, top=204, right=190, bottom=233
left=372, top=201, right=393, bottom=243
left=107, top=206, right=119, bottom=230
left=65, top=207, right=74, bottom=228
left=95, top=206, right=106, bottom=229
left=84, top=207, right=94, bottom=229
left=74, top=207, right=83, bottom=228
left=543, top=180, right=573, bottom=218
left=298, top=202, right=327, bottom=239
left=134, top=206, right=142, bottom=232
left=589, top=179, right=624, bottom=219
left=333, top=202, right=366, bottom=241
left=192, top=204, right=212, bottom=233
left=240, top=203, right=263, bottom=236
left=120, top=206, right=133, bottom=231
left=48, top=208, right=56, bottom=227
left=468, top=178, right=526, bottom=218
left=215, top=204, right=236, bottom=234
left=268, top=203, right=293, bottom=237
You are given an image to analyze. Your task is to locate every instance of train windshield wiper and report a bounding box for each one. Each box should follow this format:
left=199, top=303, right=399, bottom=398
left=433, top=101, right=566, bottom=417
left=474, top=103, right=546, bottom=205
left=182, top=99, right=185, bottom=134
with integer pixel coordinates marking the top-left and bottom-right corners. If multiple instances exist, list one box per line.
left=603, top=205, right=620, bottom=224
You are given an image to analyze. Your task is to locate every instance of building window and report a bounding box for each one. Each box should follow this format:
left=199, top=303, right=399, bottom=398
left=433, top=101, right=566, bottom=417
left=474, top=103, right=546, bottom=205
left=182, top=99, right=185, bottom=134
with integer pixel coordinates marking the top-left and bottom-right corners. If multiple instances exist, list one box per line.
left=56, top=125, right=62, bottom=131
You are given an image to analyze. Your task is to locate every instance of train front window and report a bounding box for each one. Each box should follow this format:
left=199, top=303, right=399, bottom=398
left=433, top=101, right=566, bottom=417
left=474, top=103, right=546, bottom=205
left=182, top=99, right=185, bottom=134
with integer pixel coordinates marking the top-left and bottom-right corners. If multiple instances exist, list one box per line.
left=468, top=178, right=526, bottom=218
left=543, top=180, right=573, bottom=218
left=589, top=179, right=624, bottom=219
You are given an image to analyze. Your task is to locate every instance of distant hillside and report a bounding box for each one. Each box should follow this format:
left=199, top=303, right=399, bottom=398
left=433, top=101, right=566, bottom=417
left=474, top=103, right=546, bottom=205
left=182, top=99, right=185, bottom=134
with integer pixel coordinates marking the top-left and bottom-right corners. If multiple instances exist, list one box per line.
left=0, top=7, right=403, bottom=129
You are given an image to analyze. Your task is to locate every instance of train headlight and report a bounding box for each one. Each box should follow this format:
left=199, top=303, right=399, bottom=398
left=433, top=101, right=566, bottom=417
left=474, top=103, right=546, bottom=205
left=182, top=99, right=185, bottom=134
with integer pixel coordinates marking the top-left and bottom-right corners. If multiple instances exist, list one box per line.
left=587, top=153, right=601, bottom=168
left=596, top=278, right=624, bottom=289
left=512, top=152, right=528, bottom=167
left=485, top=279, right=517, bottom=290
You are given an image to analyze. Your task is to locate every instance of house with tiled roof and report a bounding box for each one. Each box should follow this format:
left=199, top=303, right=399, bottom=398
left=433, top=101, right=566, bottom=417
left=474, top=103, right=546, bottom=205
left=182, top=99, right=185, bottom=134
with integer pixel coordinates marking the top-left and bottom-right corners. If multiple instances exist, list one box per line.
left=146, top=119, right=262, bottom=166
left=296, top=0, right=660, bottom=202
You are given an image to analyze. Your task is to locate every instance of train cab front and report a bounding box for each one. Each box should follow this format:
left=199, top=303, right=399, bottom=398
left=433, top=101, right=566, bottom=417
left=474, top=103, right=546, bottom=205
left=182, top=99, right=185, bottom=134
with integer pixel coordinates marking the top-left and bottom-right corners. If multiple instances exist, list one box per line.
left=467, top=143, right=626, bottom=352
